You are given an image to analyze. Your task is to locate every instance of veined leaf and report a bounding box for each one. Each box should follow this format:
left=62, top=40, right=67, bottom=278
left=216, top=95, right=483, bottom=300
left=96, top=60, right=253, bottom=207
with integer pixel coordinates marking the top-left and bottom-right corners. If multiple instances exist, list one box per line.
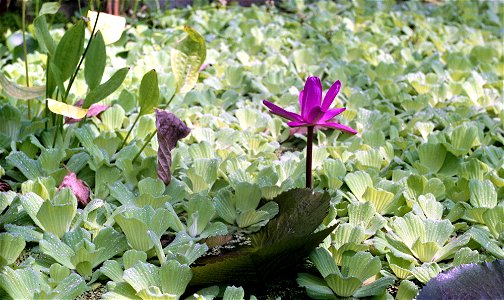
left=48, top=98, right=88, bottom=119
left=418, top=143, right=446, bottom=174
left=223, top=286, right=245, bottom=300
left=0, top=267, right=43, bottom=299
left=469, top=179, right=497, bottom=208
left=0, top=73, right=45, bottom=100
left=171, top=26, right=206, bottom=93
left=159, top=260, right=192, bottom=296
left=0, top=233, right=25, bottom=266
left=345, top=171, right=373, bottom=202
left=49, top=273, right=87, bottom=299
left=6, top=151, right=43, bottom=180
left=36, top=189, right=77, bottom=238
left=396, top=280, right=419, bottom=300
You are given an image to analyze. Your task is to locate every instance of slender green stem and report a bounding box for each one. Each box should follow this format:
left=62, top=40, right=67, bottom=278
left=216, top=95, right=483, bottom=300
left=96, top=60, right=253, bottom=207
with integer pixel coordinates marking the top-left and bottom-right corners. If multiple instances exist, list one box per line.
left=132, top=129, right=157, bottom=164
left=22, top=0, right=31, bottom=119
left=120, top=114, right=140, bottom=149
left=306, top=126, right=314, bottom=189
left=164, top=93, right=176, bottom=108
left=36, top=0, right=40, bottom=17
left=52, top=115, right=63, bottom=148
left=45, top=54, right=51, bottom=128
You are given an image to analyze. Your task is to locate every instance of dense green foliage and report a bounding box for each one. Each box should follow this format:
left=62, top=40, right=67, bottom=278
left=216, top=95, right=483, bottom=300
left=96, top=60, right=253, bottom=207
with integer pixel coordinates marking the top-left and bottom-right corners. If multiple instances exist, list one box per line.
left=0, top=0, right=503, bottom=299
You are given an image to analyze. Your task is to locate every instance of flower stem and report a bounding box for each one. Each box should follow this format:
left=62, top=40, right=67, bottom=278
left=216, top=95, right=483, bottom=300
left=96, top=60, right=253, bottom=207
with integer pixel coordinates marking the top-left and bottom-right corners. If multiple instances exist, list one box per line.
left=120, top=113, right=140, bottom=149
left=22, top=0, right=30, bottom=119
left=132, top=129, right=157, bottom=164
left=306, top=126, right=314, bottom=189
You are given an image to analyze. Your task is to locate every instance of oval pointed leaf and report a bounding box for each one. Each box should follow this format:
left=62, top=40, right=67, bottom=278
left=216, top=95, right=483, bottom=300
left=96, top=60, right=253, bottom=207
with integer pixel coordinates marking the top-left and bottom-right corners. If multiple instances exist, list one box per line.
left=53, top=20, right=85, bottom=81
left=171, top=26, right=206, bottom=93
left=138, top=69, right=159, bottom=115
left=83, top=67, right=129, bottom=108
left=85, top=31, right=106, bottom=91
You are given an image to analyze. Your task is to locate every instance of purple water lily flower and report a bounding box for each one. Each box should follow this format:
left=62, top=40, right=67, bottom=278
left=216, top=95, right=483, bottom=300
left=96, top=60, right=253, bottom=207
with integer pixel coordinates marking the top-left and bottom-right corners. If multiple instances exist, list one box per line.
left=263, top=76, right=357, bottom=189
left=263, top=76, right=357, bottom=134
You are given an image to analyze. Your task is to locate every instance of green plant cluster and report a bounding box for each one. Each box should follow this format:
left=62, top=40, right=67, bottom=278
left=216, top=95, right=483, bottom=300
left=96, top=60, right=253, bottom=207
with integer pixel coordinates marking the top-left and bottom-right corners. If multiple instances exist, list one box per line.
left=0, top=0, right=503, bottom=299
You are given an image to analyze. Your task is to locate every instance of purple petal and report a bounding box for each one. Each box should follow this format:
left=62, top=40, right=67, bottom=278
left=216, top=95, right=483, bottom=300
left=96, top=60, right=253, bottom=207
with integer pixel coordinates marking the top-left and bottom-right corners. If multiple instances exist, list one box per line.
left=321, top=80, right=341, bottom=111
left=306, top=106, right=325, bottom=123
left=319, top=108, right=346, bottom=122
left=263, top=100, right=303, bottom=122
left=321, top=122, right=358, bottom=134
left=156, top=109, right=191, bottom=185
left=86, top=104, right=109, bottom=117
left=287, top=121, right=310, bottom=127
left=298, top=90, right=304, bottom=108
left=301, top=77, right=322, bottom=120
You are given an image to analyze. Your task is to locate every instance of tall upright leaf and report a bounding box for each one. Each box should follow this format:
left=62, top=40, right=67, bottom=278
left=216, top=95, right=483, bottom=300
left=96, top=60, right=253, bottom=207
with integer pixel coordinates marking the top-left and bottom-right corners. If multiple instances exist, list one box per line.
left=171, top=26, right=206, bottom=93
left=85, top=31, right=106, bottom=91
left=138, top=69, right=159, bottom=115
left=53, top=20, right=85, bottom=81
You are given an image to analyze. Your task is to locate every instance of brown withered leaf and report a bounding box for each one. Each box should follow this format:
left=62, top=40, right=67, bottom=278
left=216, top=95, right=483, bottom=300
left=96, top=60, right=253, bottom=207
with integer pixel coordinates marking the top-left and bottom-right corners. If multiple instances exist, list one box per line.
left=58, top=172, right=90, bottom=206
left=156, top=109, right=191, bottom=185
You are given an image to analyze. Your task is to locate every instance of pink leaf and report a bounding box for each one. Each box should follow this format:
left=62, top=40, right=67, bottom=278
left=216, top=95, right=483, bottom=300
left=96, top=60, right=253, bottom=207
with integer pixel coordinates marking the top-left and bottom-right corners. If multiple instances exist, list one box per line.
left=64, top=99, right=110, bottom=124
left=58, top=172, right=90, bottom=206
left=156, top=109, right=191, bottom=185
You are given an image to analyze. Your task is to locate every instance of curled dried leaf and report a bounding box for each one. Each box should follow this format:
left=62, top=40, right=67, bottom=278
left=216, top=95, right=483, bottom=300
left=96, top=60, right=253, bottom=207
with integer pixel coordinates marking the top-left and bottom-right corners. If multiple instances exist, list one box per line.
left=156, top=109, right=191, bottom=185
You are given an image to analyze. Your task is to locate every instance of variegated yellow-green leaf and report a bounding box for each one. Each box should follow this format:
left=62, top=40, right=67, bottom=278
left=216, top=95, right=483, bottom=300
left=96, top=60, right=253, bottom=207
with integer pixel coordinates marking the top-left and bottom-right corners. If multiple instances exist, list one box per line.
left=0, top=73, right=45, bottom=100
left=87, top=11, right=126, bottom=45
left=47, top=99, right=88, bottom=119
left=171, top=26, right=206, bottom=93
